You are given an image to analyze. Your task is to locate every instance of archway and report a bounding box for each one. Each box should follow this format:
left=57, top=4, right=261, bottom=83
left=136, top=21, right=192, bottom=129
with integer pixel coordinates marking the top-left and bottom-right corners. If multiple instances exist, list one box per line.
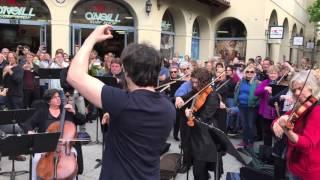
left=280, top=18, right=289, bottom=62
left=290, top=24, right=298, bottom=63
left=215, top=17, right=247, bottom=64
left=160, top=7, right=186, bottom=59
left=191, top=16, right=210, bottom=60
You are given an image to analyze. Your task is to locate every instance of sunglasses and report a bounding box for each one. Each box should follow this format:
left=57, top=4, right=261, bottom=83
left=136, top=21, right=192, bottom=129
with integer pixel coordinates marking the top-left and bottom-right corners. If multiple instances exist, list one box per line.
left=245, top=71, right=255, bottom=74
left=170, top=71, right=177, bottom=74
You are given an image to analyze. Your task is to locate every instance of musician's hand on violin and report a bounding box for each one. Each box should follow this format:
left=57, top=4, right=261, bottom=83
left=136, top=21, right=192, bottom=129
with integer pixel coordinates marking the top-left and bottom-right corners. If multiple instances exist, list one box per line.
left=64, top=104, right=75, bottom=114
left=87, top=24, right=113, bottom=44
left=101, top=112, right=110, bottom=125
left=272, top=120, right=284, bottom=138
left=185, top=108, right=192, bottom=117
left=220, top=102, right=226, bottom=109
left=278, top=115, right=289, bottom=128
left=175, top=97, right=184, bottom=109
left=264, top=86, right=272, bottom=94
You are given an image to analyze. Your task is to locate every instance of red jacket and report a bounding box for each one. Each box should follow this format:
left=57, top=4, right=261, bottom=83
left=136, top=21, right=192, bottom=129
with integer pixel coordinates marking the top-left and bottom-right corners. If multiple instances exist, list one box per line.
left=274, top=105, right=320, bottom=179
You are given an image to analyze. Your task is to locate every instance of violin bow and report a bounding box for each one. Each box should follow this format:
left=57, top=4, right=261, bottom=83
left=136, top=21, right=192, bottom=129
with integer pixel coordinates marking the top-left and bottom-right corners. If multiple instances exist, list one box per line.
left=181, top=71, right=226, bottom=108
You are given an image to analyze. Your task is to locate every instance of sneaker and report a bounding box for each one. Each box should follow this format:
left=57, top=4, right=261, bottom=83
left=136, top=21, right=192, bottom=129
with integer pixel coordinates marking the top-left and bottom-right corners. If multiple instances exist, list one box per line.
left=227, top=130, right=238, bottom=137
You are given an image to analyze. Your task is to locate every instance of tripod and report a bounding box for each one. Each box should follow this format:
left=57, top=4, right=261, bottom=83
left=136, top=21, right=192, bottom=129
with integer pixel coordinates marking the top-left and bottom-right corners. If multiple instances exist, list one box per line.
left=0, top=109, right=36, bottom=180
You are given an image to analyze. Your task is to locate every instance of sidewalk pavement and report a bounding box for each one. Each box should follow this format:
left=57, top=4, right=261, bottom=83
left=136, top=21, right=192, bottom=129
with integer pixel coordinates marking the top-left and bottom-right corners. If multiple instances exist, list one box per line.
left=0, top=120, right=243, bottom=180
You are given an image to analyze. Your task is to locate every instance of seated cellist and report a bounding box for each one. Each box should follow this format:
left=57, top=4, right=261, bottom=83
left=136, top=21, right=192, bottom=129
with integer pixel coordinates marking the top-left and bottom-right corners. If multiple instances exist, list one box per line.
left=20, top=89, right=87, bottom=180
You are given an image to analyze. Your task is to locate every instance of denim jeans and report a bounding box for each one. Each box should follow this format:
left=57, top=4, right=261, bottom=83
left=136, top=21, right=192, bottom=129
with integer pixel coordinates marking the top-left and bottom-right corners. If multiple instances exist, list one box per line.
left=226, top=98, right=239, bottom=130
left=238, top=106, right=257, bottom=145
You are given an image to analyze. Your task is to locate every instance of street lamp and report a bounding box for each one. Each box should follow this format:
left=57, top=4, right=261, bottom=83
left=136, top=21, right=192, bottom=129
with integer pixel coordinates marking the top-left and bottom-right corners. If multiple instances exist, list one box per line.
left=146, top=0, right=152, bottom=16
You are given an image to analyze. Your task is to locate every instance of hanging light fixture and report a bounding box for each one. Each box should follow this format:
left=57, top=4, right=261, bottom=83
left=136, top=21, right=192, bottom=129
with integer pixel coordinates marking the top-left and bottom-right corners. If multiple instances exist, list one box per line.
left=146, top=0, right=152, bottom=16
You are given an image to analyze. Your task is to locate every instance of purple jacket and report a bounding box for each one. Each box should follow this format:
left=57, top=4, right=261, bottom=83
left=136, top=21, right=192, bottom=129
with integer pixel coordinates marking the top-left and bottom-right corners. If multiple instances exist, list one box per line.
left=254, top=79, right=276, bottom=120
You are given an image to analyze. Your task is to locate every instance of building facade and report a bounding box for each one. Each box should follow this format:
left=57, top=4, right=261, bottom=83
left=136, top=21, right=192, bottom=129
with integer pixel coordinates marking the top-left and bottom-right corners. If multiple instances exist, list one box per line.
left=0, top=0, right=316, bottom=65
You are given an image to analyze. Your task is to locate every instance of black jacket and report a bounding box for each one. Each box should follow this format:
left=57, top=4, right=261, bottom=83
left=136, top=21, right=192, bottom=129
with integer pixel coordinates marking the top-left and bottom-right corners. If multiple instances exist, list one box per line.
left=4, top=65, right=24, bottom=97
left=20, top=100, right=87, bottom=133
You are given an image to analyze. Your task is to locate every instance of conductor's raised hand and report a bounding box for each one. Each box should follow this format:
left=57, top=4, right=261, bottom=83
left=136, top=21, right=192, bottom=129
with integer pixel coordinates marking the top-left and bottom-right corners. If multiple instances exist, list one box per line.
left=87, top=24, right=113, bottom=43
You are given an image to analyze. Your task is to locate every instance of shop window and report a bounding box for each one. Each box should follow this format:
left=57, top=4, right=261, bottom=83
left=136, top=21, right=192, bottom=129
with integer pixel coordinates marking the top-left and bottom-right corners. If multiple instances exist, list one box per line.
left=191, top=19, right=200, bottom=60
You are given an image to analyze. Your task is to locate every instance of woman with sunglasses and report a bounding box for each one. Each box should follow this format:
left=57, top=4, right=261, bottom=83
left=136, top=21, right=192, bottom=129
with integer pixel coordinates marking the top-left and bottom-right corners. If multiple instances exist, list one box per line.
left=234, top=65, right=260, bottom=147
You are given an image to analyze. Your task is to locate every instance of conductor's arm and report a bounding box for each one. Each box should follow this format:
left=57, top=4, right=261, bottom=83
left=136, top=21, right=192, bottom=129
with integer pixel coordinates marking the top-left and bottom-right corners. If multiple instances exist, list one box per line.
left=67, top=24, right=113, bottom=108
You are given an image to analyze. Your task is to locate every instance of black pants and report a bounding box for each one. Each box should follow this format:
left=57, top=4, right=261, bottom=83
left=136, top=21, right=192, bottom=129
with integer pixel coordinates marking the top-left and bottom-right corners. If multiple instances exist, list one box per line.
left=179, top=109, right=192, bottom=167
left=256, top=114, right=263, bottom=140
left=6, top=96, right=23, bottom=109
left=23, top=88, right=40, bottom=108
left=274, top=156, right=286, bottom=180
left=262, top=118, right=273, bottom=146
left=193, top=160, right=209, bottom=180
left=173, top=109, right=180, bottom=138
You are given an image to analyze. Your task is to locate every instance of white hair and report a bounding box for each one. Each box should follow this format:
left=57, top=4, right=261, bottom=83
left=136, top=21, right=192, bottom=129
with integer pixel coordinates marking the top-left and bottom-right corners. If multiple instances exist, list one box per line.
left=290, top=70, right=320, bottom=94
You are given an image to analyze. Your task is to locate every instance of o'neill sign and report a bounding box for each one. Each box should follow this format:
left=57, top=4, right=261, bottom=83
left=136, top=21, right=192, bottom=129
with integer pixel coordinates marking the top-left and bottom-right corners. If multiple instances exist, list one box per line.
left=85, top=11, right=121, bottom=25
left=0, top=6, right=36, bottom=19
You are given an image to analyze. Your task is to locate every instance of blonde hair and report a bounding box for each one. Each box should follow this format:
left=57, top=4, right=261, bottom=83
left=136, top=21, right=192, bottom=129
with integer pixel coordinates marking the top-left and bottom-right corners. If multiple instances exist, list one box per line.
left=267, top=65, right=280, bottom=74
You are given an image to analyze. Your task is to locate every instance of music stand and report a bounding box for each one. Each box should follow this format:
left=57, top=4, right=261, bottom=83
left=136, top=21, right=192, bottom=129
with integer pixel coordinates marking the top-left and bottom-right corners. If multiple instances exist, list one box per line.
left=92, top=76, right=117, bottom=144
left=38, top=68, right=62, bottom=79
left=270, top=84, right=288, bottom=96
left=0, top=132, right=60, bottom=180
left=202, top=122, right=251, bottom=180
left=0, top=109, right=36, bottom=179
left=93, top=76, right=118, bottom=168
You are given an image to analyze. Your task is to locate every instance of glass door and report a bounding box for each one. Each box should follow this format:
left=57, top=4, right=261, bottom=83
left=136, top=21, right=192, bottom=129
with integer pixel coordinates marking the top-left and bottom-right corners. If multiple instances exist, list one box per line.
left=71, top=24, right=135, bottom=57
left=0, top=20, right=49, bottom=52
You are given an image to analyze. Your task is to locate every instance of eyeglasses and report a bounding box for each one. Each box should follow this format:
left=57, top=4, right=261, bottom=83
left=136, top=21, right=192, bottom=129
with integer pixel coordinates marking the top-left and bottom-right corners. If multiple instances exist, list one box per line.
left=181, top=67, right=190, bottom=71
left=245, top=71, right=255, bottom=74
left=170, top=71, right=177, bottom=74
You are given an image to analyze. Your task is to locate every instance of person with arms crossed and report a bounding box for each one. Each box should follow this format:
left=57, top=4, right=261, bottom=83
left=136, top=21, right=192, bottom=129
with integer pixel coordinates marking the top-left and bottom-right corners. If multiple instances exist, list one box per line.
left=67, top=24, right=175, bottom=180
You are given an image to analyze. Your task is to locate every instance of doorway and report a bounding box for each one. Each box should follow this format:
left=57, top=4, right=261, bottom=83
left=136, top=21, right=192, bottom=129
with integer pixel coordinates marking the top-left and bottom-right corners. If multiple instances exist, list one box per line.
left=0, top=21, right=49, bottom=53
left=71, top=24, right=135, bottom=58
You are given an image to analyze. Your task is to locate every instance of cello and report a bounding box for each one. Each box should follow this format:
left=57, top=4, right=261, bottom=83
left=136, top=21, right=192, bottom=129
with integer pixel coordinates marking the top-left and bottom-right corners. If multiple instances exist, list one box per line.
left=37, top=96, right=78, bottom=180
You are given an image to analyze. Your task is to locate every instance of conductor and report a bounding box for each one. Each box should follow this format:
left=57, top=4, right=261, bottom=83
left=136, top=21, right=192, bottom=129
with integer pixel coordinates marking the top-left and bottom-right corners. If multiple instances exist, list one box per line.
left=67, top=24, right=175, bottom=180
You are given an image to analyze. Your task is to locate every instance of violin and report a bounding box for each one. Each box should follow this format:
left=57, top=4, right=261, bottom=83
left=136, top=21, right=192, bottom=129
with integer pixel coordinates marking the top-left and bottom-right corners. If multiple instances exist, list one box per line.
left=187, top=86, right=213, bottom=127
left=37, top=97, right=78, bottom=180
left=285, top=95, right=318, bottom=130
left=186, top=75, right=229, bottom=127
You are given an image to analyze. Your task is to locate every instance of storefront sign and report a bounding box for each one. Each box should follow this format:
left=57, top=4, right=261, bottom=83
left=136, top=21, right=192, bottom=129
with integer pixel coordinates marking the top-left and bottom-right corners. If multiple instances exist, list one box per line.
left=0, top=6, right=35, bottom=19
left=85, top=12, right=121, bottom=25
left=269, top=26, right=284, bottom=39
left=292, top=36, right=304, bottom=46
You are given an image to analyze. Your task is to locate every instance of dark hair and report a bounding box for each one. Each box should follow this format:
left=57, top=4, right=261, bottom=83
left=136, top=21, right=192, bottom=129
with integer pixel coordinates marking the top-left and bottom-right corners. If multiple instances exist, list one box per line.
left=111, top=57, right=122, bottom=66
left=43, top=89, right=60, bottom=103
left=121, top=43, right=161, bottom=87
left=263, top=57, right=274, bottom=65
left=215, top=62, right=224, bottom=69
left=226, top=65, right=235, bottom=71
left=191, top=68, right=212, bottom=89
left=248, top=58, right=255, bottom=63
